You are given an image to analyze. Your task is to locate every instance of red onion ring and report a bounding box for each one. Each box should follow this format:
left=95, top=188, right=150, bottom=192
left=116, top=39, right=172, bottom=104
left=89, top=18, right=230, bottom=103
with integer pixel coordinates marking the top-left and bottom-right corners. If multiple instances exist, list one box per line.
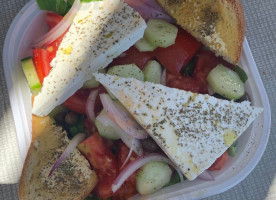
left=208, top=85, right=215, bottom=96
left=139, top=0, right=166, bottom=12
left=100, top=93, right=148, bottom=139
left=48, top=133, right=86, bottom=177
left=125, top=0, right=174, bottom=22
left=161, top=69, right=167, bottom=86
left=33, top=0, right=81, bottom=47
left=86, top=89, right=98, bottom=122
left=120, top=139, right=135, bottom=169
left=112, top=153, right=184, bottom=193
left=197, top=170, right=215, bottom=181
left=96, top=111, right=143, bottom=156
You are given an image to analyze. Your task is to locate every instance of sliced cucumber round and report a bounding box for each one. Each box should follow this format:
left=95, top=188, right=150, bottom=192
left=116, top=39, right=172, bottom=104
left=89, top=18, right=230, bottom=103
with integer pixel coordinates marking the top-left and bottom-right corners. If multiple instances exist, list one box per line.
left=207, top=64, right=245, bottom=100
left=136, top=161, right=172, bottom=195
left=143, top=60, right=162, bottom=84
left=134, top=38, right=157, bottom=52
left=107, top=64, right=144, bottom=99
left=21, top=57, right=42, bottom=95
left=95, top=110, right=120, bottom=140
left=107, top=64, right=144, bottom=80
left=144, top=19, right=178, bottom=48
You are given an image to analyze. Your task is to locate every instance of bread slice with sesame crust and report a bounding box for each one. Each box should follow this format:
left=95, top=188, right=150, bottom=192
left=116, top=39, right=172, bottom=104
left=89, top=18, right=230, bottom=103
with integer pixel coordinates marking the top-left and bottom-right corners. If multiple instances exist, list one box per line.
left=155, top=0, right=246, bottom=65
left=19, top=115, right=97, bottom=200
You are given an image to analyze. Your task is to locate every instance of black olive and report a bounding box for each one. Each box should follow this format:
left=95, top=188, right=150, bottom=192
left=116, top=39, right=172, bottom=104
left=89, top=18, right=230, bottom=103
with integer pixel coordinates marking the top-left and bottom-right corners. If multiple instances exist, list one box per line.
left=54, top=112, right=67, bottom=122
left=141, top=138, right=160, bottom=152
left=65, top=112, right=79, bottom=125
left=235, top=93, right=251, bottom=103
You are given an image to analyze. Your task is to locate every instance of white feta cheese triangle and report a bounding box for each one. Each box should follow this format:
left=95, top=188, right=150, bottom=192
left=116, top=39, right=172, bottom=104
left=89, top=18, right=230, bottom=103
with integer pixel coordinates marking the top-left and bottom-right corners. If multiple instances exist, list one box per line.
left=32, top=0, right=146, bottom=116
left=94, top=73, right=263, bottom=180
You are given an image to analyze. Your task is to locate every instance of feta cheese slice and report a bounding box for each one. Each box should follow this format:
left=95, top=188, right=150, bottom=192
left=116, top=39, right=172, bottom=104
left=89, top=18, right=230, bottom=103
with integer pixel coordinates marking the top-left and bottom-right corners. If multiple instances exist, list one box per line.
left=32, top=0, right=146, bottom=116
left=94, top=73, right=263, bottom=180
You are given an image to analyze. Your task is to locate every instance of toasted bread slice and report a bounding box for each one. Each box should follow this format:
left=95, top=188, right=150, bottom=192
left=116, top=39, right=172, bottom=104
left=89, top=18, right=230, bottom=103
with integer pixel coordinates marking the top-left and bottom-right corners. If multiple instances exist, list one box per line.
left=19, top=116, right=97, bottom=200
left=156, top=0, right=246, bottom=65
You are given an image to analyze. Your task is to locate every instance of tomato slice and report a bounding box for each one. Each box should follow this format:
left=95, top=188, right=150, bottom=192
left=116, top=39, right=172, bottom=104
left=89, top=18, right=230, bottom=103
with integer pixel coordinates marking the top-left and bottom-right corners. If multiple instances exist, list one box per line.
left=63, top=86, right=106, bottom=115
left=63, top=89, right=90, bottom=114
left=46, top=31, right=67, bottom=61
left=155, top=28, right=201, bottom=75
left=193, top=50, right=234, bottom=86
left=78, top=133, right=118, bottom=199
left=113, top=142, right=138, bottom=200
left=46, top=12, right=63, bottom=29
left=166, top=71, right=208, bottom=94
left=110, top=46, right=154, bottom=69
left=208, top=151, right=229, bottom=171
left=32, top=48, right=52, bottom=83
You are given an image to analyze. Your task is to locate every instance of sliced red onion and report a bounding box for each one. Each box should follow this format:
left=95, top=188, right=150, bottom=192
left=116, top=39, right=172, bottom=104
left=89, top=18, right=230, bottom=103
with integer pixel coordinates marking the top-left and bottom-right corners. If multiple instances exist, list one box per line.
left=33, top=0, right=81, bottom=47
left=112, top=153, right=184, bottom=193
left=96, top=112, right=143, bottom=156
left=208, top=85, right=215, bottom=96
left=120, top=139, right=135, bottom=169
left=86, top=89, right=98, bottom=122
left=125, top=0, right=174, bottom=22
left=118, top=52, right=127, bottom=58
left=48, top=133, right=86, bottom=177
left=197, top=170, right=215, bottom=181
left=139, top=0, right=166, bottom=12
left=100, top=94, right=148, bottom=139
left=161, top=69, right=167, bottom=86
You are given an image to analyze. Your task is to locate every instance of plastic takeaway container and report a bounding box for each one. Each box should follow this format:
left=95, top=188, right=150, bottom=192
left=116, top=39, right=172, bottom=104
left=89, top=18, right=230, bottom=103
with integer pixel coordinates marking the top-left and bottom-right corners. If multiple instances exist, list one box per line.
left=2, top=0, right=271, bottom=199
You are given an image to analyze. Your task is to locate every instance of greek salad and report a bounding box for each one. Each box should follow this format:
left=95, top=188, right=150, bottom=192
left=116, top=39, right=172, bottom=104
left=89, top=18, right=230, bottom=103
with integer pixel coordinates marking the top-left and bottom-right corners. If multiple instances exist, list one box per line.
left=21, top=0, right=253, bottom=199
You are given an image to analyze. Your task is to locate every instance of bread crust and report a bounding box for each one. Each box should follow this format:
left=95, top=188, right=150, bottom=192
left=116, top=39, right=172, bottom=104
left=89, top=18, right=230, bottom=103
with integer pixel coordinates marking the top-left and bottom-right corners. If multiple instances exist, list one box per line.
left=19, top=116, right=97, bottom=200
left=225, top=0, right=246, bottom=63
left=156, top=0, right=246, bottom=65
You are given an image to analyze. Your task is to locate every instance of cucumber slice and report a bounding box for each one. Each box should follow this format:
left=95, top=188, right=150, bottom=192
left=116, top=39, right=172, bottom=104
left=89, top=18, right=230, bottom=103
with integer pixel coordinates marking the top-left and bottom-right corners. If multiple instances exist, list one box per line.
left=134, top=38, right=157, bottom=52
left=136, top=161, right=172, bottom=195
left=21, top=57, right=42, bottom=95
left=107, top=64, right=144, bottom=99
left=207, top=64, right=245, bottom=100
left=164, top=171, right=185, bottom=187
left=83, top=69, right=105, bottom=88
left=144, top=19, right=178, bottom=48
left=234, top=65, right=248, bottom=83
left=107, top=64, right=144, bottom=81
left=143, top=60, right=162, bottom=84
left=95, top=110, right=120, bottom=140
left=228, top=141, right=238, bottom=157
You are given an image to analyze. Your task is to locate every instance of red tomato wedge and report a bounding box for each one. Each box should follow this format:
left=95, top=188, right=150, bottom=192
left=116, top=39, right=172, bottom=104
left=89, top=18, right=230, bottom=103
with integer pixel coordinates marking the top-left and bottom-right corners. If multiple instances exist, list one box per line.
left=45, top=13, right=67, bottom=61
left=208, top=151, right=229, bottom=171
left=193, top=50, right=234, bottom=86
left=63, top=86, right=106, bottom=115
left=63, top=89, right=91, bottom=114
left=110, top=46, right=154, bottom=69
left=46, top=12, right=63, bottom=29
left=78, top=133, right=118, bottom=199
left=166, top=72, right=208, bottom=94
left=32, top=48, right=52, bottom=83
left=46, top=31, right=67, bottom=61
left=155, top=28, right=201, bottom=75
left=46, top=32, right=66, bottom=61
left=113, top=142, right=138, bottom=200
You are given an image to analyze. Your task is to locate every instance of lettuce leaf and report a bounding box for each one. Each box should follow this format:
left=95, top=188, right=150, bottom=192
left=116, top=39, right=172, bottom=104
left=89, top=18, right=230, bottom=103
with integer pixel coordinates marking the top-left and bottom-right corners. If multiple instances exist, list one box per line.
left=36, top=0, right=102, bottom=16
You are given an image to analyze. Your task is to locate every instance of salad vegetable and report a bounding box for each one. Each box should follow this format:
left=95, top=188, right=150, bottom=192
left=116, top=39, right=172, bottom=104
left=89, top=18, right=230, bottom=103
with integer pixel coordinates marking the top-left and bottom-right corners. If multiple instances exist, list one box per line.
left=21, top=57, right=41, bottom=95
left=20, top=0, right=259, bottom=199
left=136, top=161, right=172, bottom=195
left=36, top=0, right=101, bottom=16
